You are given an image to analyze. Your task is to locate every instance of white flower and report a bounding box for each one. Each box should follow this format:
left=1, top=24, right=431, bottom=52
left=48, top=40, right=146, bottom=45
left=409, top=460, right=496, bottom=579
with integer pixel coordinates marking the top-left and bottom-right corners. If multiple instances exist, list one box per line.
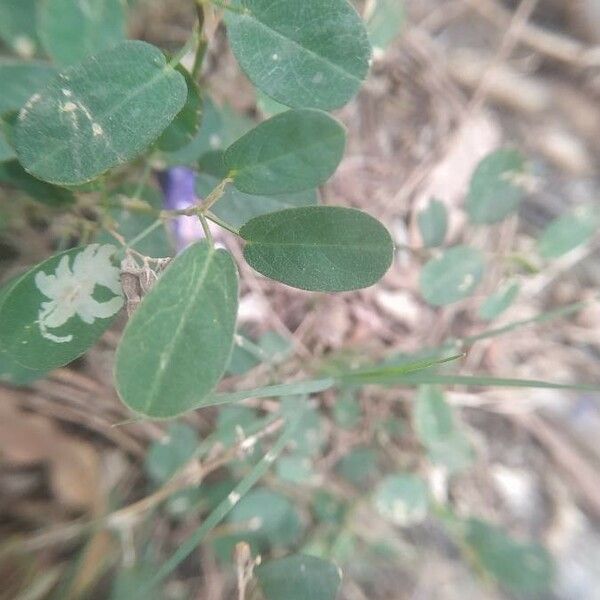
left=35, top=244, right=123, bottom=343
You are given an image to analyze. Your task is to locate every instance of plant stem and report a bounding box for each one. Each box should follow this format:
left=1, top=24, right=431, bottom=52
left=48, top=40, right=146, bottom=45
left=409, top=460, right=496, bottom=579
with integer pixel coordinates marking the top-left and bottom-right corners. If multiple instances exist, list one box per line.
left=201, top=177, right=233, bottom=212
left=192, top=3, right=208, bottom=79
left=198, top=213, right=214, bottom=246
left=205, top=211, right=240, bottom=236
left=169, top=25, right=199, bottom=68
left=126, top=219, right=164, bottom=251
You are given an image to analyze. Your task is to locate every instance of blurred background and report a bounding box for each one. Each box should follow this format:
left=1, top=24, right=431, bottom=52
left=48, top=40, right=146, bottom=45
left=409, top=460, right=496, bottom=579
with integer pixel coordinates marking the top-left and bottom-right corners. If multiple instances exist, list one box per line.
left=1, top=0, right=600, bottom=598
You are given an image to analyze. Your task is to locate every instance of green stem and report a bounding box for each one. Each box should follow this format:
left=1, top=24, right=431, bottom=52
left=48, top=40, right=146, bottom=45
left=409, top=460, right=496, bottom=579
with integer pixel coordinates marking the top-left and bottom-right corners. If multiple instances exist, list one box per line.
left=135, top=415, right=301, bottom=597
left=205, top=211, right=240, bottom=236
left=169, top=26, right=199, bottom=68
left=126, top=219, right=164, bottom=251
left=191, top=2, right=208, bottom=79
left=198, top=213, right=214, bottom=246
left=201, top=177, right=233, bottom=212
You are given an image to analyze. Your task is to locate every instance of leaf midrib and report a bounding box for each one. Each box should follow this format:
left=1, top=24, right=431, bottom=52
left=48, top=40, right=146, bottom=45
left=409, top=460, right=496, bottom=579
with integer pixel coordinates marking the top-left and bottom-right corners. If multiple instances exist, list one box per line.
left=143, top=247, right=216, bottom=414
left=244, top=239, right=388, bottom=250
left=236, top=9, right=364, bottom=86
left=227, top=119, right=341, bottom=179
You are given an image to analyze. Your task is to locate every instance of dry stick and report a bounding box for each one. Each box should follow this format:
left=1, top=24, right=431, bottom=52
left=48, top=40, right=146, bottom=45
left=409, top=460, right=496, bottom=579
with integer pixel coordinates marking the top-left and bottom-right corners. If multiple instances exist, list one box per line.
left=466, top=0, right=540, bottom=114
left=463, top=0, right=600, bottom=68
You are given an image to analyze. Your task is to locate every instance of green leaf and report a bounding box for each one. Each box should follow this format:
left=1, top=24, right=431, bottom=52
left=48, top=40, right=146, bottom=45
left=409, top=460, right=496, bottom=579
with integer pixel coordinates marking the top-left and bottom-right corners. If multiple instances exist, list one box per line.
left=373, top=474, right=429, bottom=526
left=240, top=206, right=394, bottom=292
left=464, top=519, right=554, bottom=594
left=417, top=198, right=447, bottom=247
left=0, top=0, right=40, bottom=56
left=224, top=0, right=371, bottom=111
left=157, top=66, right=202, bottom=152
left=391, top=372, right=600, bottom=393
left=333, top=389, right=361, bottom=429
left=0, top=352, right=47, bottom=385
left=0, top=61, right=56, bottom=117
left=337, top=446, right=378, bottom=487
left=198, top=173, right=319, bottom=229
left=414, top=385, right=452, bottom=440
left=283, top=401, right=326, bottom=457
left=538, top=203, right=599, bottom=259
left=0, top=130, right=16, bottom=163
left=420, top=246, right=484, bottom=306
left=466, top=148, right=525, bottom=224
left=478, top=282, right=520, bottom=321
left=414, top=386, right=472, bottom=473
left=0, top=245, right=123, bottom=370
left=98, top=185, right=173, bottom=256
left=38, top=0, right=126, bottom=66
left=339, top=353, right=463, bottom=385
left=367, top=0, right=406, bottom=52
left=115, top=241, right=238, bottom=419
left=276, top=454, right=314, bottom=484
left=225, top=109, right=346, bottom=195
left=216, top=488, right=303, bottom=556
left=15, top=41, right=187, bottom=185
left=202, top=378, right=335, bottom=408
left=257, top=554, right=341, bottom=600
left=0, top=160, right=75, bottom=206
left=110, top=565, right=161, bottom=600
left=145, top=423, right=199, bottom=485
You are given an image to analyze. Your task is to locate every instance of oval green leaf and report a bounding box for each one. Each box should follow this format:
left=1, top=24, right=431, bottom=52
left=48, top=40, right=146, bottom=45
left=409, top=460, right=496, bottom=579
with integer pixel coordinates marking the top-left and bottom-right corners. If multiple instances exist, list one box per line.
left=464, top=519, right=553, bottom=594
left=115, top=241, right=238, bottom=419
left=0, top=61, right=56, bottom=116
left=240, top=206, right=394, bottom=292
left=466, top=148, right=525, bottom=224
left=414, top=386, right=473, bottom=474
left=0, top=244, right=124, bottom=370
left=224, top=0, right=371, bottom=111
left=478, top=281, right=520, bottom=320
left=225, top=109, right=345, bottom=195
left=538, top=203, right=599, bottom=259
left=15, top=41, right=187, bottom=185
left=420, top=246, right=484, bottom=306
left=216, top=488, right=302, bottom=557
left=38, top=0, right=126, bottom=66
left=198, top=173, right=319, bottom=229
left=417, top=198, right=447, bottom=248
left=373, top=474, right=429, bottom=526
left=257, top=554, right=341, bottom=600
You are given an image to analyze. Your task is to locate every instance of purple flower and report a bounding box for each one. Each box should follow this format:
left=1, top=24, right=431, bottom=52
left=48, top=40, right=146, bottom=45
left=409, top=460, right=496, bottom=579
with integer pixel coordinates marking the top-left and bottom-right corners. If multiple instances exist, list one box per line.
left=157, top=167, right=204, bottom=250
